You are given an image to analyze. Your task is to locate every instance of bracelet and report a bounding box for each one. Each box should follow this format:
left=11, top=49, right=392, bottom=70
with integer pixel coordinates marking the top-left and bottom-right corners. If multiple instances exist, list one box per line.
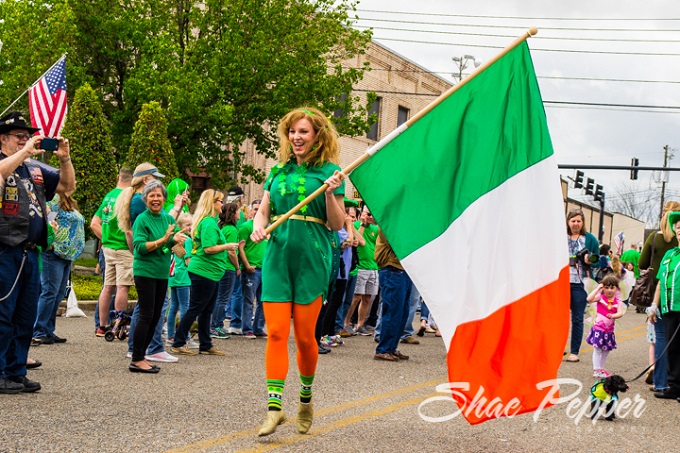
left=59, top=157, right=71, bottom=163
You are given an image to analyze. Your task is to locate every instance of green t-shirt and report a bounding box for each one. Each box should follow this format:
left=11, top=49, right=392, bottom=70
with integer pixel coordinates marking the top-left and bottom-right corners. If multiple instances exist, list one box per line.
left=221, top=224, right=239, bottom=272
left=95, top=187, right=127, bottom=250
left=169, top=238, right=192, bottom=287
left=239, top=219, right=267, bottom=269
left=657, top=247, right=680, bottom=314
left=188, top=215, right=228, bottom=281
left=354, top=220, right=379, bottom=270
left=132, top=210, right=178, bottom=279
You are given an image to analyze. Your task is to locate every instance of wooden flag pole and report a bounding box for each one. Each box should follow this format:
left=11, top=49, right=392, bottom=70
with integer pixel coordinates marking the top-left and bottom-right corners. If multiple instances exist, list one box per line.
left=265, top=28, right=538, bottom=235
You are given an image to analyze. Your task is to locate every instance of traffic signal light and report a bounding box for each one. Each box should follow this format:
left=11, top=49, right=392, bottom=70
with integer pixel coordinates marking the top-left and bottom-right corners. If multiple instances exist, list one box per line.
left=574, top=170, right=584, bottom=189
left=631, top=157, right=639, bottom=180
left=585, top=178, right=595, bottom=195
left=594, top=184, right=604, bottom=202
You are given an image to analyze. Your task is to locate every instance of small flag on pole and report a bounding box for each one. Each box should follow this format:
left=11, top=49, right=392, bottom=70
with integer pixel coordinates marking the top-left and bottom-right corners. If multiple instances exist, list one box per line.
left=350, top=39, right=569, bottom=425
left=613, top=231, right=625, bottom=256
left=28, top=56, right=68, bottom=137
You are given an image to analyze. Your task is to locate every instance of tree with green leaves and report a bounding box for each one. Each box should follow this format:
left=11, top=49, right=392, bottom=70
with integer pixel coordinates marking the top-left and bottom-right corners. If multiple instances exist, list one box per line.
left=0, top=0, right=80, bottom=113
left=125, top=101, right=179, bottom=180
left=57, top=83, right=118, bottom=230
left=1, top=0, right=375, bottom=189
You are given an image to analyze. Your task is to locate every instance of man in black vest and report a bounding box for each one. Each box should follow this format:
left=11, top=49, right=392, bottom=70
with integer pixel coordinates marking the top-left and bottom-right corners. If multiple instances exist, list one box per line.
left=0, top=111, right=75, bottom=394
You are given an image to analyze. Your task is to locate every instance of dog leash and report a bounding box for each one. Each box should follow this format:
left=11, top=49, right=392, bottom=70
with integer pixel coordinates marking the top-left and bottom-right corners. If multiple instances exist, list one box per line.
left=626, top=317, right=680, bottom=382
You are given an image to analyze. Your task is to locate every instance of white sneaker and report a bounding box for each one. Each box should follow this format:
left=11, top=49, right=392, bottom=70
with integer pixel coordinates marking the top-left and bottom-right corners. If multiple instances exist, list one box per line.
left=126, top=352, right=132, bottom=358
left=187, top=339, right=200, bottom=349
left=226, top=327, right=243, bottom=335
left=145, top=351, right=179, bottom=363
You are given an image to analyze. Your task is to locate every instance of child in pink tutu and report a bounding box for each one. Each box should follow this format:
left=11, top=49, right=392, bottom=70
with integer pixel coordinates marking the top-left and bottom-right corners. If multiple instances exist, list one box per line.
left=586, top=274, right=626, bottom=378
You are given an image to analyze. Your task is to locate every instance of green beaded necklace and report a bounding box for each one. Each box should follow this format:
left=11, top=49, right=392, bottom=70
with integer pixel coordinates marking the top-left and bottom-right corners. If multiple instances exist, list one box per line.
left=271, top=160, right=309, bottom=214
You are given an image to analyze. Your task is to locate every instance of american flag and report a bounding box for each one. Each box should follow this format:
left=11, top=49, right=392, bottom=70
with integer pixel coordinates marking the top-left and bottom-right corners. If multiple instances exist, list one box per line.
left=613, top=231, right=625, bottom=256
left=28, top=56, right=68, bottom=138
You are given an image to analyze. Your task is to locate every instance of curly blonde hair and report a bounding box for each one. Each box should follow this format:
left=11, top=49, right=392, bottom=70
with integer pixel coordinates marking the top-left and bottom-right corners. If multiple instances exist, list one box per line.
left=277, top=107, right=340, bottom=166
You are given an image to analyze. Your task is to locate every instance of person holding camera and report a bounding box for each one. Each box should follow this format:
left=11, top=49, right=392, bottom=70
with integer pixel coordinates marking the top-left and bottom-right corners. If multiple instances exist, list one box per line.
left=0, top=111, right=75, bottom=393
left=566, top=208, right=600, bottom=363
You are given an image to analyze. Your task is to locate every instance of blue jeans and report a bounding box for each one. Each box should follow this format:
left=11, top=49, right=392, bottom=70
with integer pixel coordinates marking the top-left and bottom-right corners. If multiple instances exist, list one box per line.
left=212, top=270, right=236, bottom=329
left=420, top=301, right=430, bottom=321
left=241, top=269, right=265, bottom=335
left=174, top=272, right=219, bottom=351
left=569, top=283, right=588, bottom=355
left=654, top=315, right=669, bottom=390
left=336, top=273, right=357, bottom=332
left=229, top=278, right=243, bottom=330
left=376, top=267, right=412, bottom=355
left=0, top=246, right=40, bottom=379
left=401, top=286, right=420, bottom=339
left=375, top=284, right=420, bottom=340
left=168, top=286, right=190, bottom=341
left=128, top=290, right=168, bottom=356
left=33, top=250, right=71, bottom=338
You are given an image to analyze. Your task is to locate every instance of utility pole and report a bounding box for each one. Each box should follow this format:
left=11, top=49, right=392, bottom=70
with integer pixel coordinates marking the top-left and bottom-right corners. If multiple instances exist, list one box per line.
left=660, top=145, right=669, bottom=222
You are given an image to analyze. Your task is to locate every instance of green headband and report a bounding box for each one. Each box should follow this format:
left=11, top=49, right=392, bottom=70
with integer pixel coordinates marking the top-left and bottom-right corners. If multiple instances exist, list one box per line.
left=299, top=109, right=315, bottom=116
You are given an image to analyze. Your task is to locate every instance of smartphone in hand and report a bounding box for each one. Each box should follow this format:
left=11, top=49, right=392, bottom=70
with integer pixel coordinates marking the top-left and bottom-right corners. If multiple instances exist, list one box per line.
left=39, top=138, right=59, bottom=151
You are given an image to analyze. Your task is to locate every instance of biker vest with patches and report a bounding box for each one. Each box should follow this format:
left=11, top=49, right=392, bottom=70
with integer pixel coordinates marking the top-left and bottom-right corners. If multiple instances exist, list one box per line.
left=0, top=154, right=48, bottom=247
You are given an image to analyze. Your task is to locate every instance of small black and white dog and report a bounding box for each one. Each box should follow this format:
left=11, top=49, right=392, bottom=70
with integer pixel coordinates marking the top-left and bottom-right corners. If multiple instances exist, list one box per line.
left=589, top=375, right=629, bottom=421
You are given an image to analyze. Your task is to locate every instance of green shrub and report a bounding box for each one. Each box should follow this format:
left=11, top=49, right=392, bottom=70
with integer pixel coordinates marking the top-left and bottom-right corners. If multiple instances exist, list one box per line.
left=71, top=273, right=138, bottom=300
left=75, top=257, right=98, bottom=269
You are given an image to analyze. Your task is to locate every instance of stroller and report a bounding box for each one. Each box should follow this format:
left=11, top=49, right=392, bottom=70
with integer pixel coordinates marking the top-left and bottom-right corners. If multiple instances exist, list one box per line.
left=104, top=310, right=131, bottom=341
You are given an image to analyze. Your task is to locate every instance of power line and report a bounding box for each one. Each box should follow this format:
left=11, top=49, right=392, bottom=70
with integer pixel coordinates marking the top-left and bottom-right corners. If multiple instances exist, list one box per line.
left=353, top=65, right=680, bottom=85
left=548, top=100, right=680, bottom=110
left=355, top=25, right=680, bottom=43
left=350, top=89, right=680, bottom=112
left=356, top=9, right=680, bottom=22
left=356, top=17, right=680, bottom=33
left=546, top=105, right=680, bottom=114
left=370, top=35, right=680, bottom=57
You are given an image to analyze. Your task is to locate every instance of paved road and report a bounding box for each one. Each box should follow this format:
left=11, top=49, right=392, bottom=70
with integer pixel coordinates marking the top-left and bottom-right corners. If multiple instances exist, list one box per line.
left=2, top=307, right=677, bottom=452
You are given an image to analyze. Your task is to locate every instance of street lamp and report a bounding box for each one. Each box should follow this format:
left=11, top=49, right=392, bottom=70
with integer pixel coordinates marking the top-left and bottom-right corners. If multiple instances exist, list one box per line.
left=452, top=54, right=481, bottom=83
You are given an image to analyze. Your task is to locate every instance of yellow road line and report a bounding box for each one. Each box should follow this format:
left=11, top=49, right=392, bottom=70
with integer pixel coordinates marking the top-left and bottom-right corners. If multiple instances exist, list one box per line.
left=236, top=394, right=435, bottom=453
left=170, top=325, right=649, bottom=453
left=164, top=379, right=443, bottom=453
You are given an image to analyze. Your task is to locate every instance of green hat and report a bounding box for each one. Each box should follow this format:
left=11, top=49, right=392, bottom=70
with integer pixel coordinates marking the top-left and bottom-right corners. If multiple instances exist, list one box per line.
left=669, top=211, right=680, bottom=234
left=343, top=197, right=359, bottom=208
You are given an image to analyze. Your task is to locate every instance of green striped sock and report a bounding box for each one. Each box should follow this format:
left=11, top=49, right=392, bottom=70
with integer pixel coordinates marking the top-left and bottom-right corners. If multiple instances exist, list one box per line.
left=299, top=374, right=315, bottom=404
left=267, top=379, right=285, bottom=411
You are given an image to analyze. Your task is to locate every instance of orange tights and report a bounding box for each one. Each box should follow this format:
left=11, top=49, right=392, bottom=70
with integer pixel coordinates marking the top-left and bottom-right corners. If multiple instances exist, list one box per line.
left=263, top=297, right=322, bottom=380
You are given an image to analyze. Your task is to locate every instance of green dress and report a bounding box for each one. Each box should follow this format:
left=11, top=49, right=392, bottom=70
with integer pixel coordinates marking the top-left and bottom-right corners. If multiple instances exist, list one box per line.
left=261, top=160, right=345, bottom=304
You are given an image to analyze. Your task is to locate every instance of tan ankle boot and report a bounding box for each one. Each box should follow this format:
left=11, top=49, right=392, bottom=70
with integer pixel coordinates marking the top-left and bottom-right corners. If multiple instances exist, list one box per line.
left=296, top=402, right=313, bottom=434
left=258, top=410, right=286, bottom=436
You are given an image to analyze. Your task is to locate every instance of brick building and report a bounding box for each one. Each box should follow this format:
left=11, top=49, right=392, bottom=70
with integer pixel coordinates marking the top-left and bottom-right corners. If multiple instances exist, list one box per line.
left=240, top=40, right=453, bottom=203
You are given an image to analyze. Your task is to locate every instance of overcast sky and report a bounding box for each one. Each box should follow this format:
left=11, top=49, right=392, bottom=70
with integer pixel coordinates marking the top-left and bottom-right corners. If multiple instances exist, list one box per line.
left=351, top=0, right=680, bottom=221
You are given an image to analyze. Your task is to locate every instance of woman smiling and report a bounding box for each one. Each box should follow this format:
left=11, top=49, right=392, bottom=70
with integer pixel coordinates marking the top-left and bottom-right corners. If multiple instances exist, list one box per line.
left=129, top=180, right=188, bottom=373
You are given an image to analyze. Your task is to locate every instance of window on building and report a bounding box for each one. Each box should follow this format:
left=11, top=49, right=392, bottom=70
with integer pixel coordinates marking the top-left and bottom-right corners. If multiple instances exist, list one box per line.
left=333, top=93, right=347, bottom=118
left=397, top=105, right=409, bottom=127
left=366, top=97, right=382, bottom=141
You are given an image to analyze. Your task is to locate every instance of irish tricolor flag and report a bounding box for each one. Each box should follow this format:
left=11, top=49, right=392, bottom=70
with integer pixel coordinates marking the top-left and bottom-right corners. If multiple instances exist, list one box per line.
left=350, top=38, right=569, bottom=425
